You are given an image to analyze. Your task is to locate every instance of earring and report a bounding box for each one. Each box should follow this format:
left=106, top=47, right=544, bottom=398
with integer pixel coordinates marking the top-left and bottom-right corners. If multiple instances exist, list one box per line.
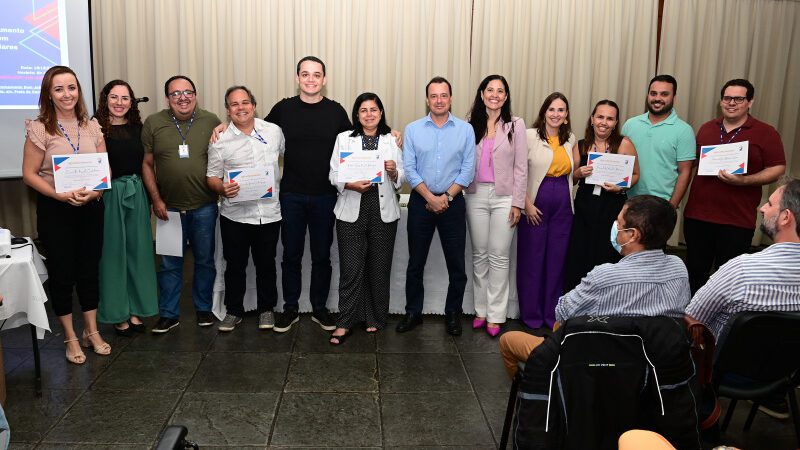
left=565, top=119, right=569, bottom=125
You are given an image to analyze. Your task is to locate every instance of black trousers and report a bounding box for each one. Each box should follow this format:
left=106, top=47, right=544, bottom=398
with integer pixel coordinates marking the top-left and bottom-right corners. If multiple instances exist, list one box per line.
left=219, top=215, right=280, bottom=316
left=36, top=193, right=104, bottom=316
left=336, top=187, right=398, bottom=329
left=684, top=217, right=753, bottom=294
left=405, top=191, right=467, bottom=315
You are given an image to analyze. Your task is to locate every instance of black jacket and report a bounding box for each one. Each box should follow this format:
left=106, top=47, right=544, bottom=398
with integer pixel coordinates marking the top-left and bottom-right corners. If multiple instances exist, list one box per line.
left=513, top=315, right=702, bottom=450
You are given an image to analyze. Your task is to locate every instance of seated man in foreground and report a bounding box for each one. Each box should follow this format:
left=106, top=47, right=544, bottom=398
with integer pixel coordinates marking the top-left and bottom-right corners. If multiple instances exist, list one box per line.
left=500, top=195, right=691, bottom=377
left=686, top=176, right=800, bottom=341
left=685, top=176, right=800, bottom=418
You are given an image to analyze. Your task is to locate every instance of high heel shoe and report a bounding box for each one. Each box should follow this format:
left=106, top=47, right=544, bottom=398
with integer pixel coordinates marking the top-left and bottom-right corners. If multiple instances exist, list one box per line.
left=486, top=324, right=501, bottom=338
left=64, top=338, right=86, bottom=365
left=81, top=330, right=112, bottom=355
left=472, top=317, right=487, bottom=329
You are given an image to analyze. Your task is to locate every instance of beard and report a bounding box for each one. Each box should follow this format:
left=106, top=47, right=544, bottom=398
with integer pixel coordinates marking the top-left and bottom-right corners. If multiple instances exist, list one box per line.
left=646, top=99, right=673, bottom=116
left=760, top=215, right=777, bottom=239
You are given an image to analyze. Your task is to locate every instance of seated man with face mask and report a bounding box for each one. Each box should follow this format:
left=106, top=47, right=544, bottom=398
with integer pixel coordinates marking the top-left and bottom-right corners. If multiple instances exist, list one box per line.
left=500, top=194, right=690, bottom=377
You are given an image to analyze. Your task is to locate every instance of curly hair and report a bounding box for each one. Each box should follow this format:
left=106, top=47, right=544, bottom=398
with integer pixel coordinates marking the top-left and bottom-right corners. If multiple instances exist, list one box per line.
left=94, top=79, right=142, bottom=138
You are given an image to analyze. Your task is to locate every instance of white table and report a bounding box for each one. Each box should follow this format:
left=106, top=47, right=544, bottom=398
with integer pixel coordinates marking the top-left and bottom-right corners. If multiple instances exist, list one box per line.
left=0, top=238, right=51, bottom=393
left=212, top=208, right=521, bottom=319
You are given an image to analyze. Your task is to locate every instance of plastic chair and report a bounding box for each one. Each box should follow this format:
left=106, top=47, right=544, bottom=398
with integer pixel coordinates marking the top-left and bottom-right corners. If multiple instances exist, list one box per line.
left=713, top=311, right=800, bottom=446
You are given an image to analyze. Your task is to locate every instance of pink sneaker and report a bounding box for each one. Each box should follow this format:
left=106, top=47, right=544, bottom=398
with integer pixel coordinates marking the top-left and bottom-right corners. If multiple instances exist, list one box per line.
left=486, top=324, right=501, bottom=337
left=472, top=317, right=487, bottom=329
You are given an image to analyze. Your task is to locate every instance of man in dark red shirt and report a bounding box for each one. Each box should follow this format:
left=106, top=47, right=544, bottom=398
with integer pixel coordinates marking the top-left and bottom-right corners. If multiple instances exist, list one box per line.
left=683, top=79, right=786, bottom=294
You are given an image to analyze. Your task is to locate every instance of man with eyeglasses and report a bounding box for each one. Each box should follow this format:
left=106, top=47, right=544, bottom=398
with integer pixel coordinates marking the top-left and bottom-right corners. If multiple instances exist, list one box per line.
left=142, top=75, right=222, bottom=333
left=623, top=74, right=696, bottom=208
left=683, top=79, right=786, bottom=294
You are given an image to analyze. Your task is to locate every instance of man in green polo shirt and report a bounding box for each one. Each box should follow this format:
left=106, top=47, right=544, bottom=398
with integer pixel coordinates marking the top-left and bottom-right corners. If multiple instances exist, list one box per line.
left=623, top=74, right=696, bottom=208
left=142, top=75, right=221, bottom=333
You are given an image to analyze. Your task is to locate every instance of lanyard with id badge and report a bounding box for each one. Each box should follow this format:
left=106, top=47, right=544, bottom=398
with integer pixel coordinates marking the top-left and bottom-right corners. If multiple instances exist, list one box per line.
left=171, top=110, right=195, bottom=158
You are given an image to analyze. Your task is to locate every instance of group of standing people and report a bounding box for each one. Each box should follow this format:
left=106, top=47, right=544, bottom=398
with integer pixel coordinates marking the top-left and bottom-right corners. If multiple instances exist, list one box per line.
left=21, top=58, right=787, bottom=358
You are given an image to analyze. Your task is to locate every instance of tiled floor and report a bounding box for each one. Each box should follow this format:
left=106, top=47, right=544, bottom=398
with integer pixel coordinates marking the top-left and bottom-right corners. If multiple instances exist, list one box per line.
left=1, top=287, right=798, bottom=448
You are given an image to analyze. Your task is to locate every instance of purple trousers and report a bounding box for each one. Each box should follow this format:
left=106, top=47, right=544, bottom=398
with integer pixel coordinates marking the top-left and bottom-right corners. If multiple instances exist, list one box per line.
left=517, top=176, right=573, bottom=329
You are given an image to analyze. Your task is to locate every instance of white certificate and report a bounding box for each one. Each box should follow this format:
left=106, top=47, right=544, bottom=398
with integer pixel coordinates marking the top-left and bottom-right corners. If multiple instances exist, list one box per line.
left=52, top=153, right=111, bottom=193
left=156, top=211, right=183, bottom=257
left=227, top=166, right=275, bottom=203
left=698, top=141, right=749, bottom=176
left=337, top=150, right=384, bottom=183
left=585, top=152, right=636, bottom=188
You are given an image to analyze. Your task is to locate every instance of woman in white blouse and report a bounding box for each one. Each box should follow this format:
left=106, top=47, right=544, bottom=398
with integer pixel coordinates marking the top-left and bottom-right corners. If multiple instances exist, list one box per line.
left=328, top=93, right=403, bottom=345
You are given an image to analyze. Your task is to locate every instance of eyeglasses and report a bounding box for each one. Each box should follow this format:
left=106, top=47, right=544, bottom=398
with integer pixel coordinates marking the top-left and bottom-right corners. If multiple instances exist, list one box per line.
left=168, top=90, right=196, bottom=99
left=721, top=96, right=747, bottom=104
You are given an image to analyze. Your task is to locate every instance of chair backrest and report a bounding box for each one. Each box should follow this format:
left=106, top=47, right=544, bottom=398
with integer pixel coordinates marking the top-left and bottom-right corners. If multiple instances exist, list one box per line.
left=714, top=311, right=800, bottom=383
left=514, top=315, right=701, bottom=450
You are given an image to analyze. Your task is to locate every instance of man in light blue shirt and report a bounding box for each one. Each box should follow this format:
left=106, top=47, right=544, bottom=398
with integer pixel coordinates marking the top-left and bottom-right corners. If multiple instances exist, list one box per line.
left=398, top=76, right=475, bottom=336
left=622, top=75, right=695, bottom=207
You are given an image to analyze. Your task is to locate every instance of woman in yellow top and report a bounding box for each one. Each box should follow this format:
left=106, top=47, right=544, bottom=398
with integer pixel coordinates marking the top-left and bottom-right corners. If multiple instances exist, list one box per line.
left=517, top=92, right=576, bottom=329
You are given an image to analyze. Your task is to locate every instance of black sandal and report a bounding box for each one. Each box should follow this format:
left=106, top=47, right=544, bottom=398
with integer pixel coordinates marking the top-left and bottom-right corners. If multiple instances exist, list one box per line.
left=329, top=329, right=353, bottom=346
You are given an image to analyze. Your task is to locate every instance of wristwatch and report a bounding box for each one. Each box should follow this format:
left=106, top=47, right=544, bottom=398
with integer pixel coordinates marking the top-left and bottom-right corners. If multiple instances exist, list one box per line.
left=446, top=192, right=454, bottom=202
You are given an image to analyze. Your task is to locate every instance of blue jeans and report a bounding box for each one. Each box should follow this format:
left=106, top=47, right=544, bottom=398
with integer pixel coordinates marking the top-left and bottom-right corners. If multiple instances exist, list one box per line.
left=405, top=191, right=467, bottom=315
left=279, top=192, right=337, bottom=312
left=157, top=202, right=217, bottom=319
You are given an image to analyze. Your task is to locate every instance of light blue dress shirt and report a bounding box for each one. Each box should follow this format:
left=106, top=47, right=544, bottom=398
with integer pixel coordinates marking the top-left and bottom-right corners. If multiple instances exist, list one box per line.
left=403, top=113, right=475, bottom=193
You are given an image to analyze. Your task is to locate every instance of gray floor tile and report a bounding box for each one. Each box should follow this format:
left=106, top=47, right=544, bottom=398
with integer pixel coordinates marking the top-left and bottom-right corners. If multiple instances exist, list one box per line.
left=378, top=317, right=457, bottom=354
left=168, top=392, right=279, bottom=446
left=125, top=324, right=217, bottom=352
left=285, top=353, right=377, bottom=393
left=293, top=320, right=376, bottom=353
left=5, top=348, right=114, bottom=391
left=270, top=392, right=381, bottom=447
left=4, top=388, right=82, bottom=443
left=379, top=354, right=470, bottom=393
left=211, top=322, right=296, bottom=353
left=92, top=351, right=202, bottom=391
left=381, top=392, right=495, bottom=446
left=43, top=390, right=180, bottom=444
left=1, top=326, right=55, bottom=350
left=462, top=353, right=512, bottom=393
left=188, top=352, right=289, bottom=392
left=36, top=445, right=150, bottom=449
left=7, top=443, right=35, bottom=450
left=2, top=347, right=31, bottom=374
left=475, top=390, right=511, bottom=446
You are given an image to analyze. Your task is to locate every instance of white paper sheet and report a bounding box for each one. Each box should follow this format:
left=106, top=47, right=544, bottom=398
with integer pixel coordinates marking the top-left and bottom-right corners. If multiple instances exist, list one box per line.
left=155, top=211, right=183, bottom=256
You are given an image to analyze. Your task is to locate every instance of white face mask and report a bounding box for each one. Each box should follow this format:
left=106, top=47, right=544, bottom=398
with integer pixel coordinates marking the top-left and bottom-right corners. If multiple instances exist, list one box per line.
left=610, top=220, right=634, bottom=254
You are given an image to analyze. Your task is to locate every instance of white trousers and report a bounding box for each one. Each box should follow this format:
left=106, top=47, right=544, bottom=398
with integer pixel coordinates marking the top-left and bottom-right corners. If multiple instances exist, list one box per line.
left=465, top=183, right=515, bottom=323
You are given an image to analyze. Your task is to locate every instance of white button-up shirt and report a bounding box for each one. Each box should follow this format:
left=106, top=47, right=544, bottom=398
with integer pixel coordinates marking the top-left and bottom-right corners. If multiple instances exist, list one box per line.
left=207, top=118, right=285, bottom=224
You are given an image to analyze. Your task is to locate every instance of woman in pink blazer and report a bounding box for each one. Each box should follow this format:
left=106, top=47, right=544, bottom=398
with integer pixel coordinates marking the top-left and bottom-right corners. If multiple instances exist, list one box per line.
left=465, top=75, right=527, bottom=336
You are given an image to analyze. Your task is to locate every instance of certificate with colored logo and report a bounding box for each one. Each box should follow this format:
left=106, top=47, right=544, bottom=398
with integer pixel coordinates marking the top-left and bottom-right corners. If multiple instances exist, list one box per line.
left=585, top=152, right=635, bottom=188
left=698, top=141, right=749, bottom=176
left=227, top=166, right=275, bottom=203
left=52, top=153, right=111, bottom=193
left=337, top=150, right=384, bottom=183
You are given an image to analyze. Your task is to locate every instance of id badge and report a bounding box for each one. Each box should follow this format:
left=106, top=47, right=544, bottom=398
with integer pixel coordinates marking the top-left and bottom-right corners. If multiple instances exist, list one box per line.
left=178, top=144, right=190, bottom=159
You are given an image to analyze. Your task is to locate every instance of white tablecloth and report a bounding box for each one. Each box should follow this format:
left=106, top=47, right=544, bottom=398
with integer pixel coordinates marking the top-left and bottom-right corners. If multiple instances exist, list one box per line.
left=212, top=208, right=520, bottom=319
left=0, top=239, right=51, bottom=339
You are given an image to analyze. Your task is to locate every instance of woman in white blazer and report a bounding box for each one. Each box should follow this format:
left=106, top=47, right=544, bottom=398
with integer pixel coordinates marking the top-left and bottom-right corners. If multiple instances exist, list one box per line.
left=517, top=92, right=577, bottom=330
left=328, top=92, right=404, bottom=345
left=464, top=75, right=527, bottom=337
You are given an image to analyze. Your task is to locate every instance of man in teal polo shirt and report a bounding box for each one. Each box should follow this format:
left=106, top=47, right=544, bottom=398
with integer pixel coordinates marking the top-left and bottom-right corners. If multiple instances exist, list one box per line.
left=623, top=74, right=695, bottom=208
